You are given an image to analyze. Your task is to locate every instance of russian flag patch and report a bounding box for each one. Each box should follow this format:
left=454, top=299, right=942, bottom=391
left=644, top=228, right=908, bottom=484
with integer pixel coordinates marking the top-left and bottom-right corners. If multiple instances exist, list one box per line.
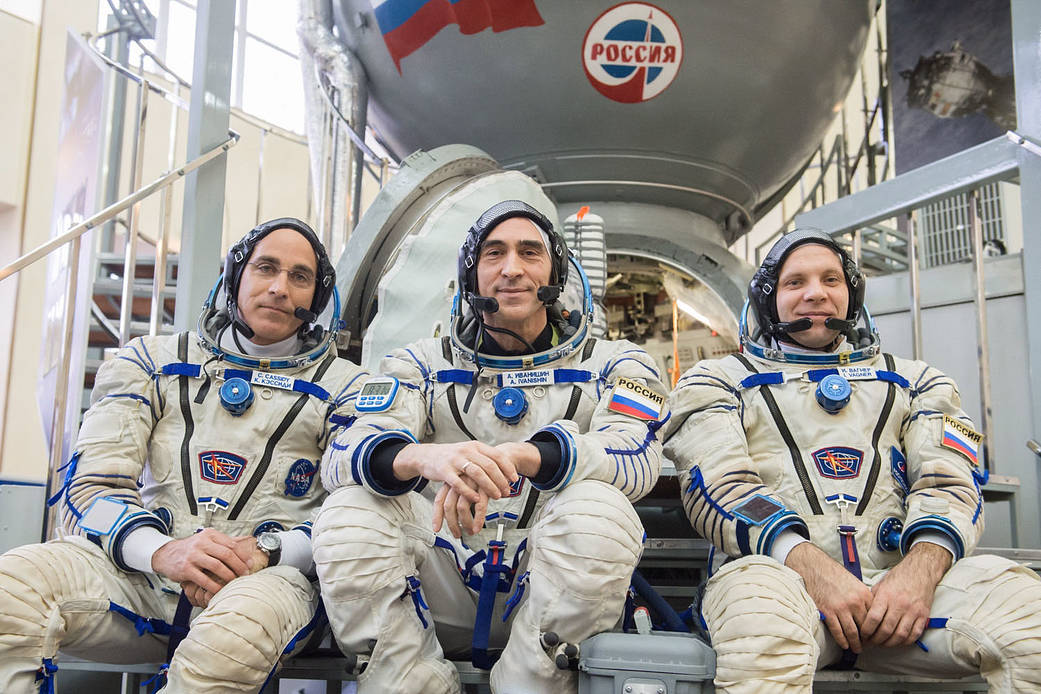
left=607, top=377, right=664, bottom=421
left=940, top=414, right=983, bottom=466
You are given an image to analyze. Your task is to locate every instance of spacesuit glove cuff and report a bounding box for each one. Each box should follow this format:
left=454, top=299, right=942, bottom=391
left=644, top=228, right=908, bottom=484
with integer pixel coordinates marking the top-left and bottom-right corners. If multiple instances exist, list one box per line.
left=369, top=439, right=417, bottom=494
left=768, top=529, right=810, bottom=565
left=120, top=526, right=174, bottom=574
left=755, top=512, right=808, bottom=556
left=276, top=529, right=316, bottom=576
left=908, top=530, right=958, bottom=561
left=899, top=515, right=965, bottom=559
left=528, top=423, right=576, bottom=491
left=526, top=437, right=563, bottom=486
left=356, top=430, right=421, bottom=496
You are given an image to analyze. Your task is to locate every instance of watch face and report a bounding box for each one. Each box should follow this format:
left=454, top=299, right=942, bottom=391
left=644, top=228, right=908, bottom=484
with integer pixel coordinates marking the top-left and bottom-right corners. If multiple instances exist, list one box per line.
left=258, top=533, right=281, bottom=552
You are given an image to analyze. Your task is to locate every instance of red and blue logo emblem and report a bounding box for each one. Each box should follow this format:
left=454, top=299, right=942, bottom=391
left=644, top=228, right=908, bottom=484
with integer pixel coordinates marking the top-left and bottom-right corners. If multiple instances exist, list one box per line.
left=199, top=450, right=247, bottom=485
left=890, top=446, right=910, bottom=494
left=507, top=477, right=525, bottom=498
left=812, top=447, right=863, bottom=480
left=284, top=459, right=318, bottom=498
left=582, top=3, right=683, bottom=103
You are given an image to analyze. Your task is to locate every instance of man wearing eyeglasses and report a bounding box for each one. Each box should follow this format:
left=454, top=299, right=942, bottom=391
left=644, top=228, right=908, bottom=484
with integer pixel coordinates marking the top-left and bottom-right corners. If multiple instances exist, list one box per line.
left=0, top=218, right=366, bottom=693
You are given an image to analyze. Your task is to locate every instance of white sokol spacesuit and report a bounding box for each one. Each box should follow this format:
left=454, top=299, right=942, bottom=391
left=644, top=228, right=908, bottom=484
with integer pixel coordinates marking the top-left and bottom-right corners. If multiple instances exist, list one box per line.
left=0, top=219, right=366, bottom=693
left=313, top=201, right=668, bottom=694
left=665, top=230, right=1041, bottom=693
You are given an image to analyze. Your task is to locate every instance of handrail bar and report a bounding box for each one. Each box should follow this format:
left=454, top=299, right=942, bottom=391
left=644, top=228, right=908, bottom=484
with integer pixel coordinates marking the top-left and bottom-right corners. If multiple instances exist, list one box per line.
left=315, top=66, right=386, bottom=165
left=86, top=32, right=190, bottom=111
left=0, top=131, right=240, bottom=283
left=795, top=132, right=1035, bottom=234
left=87, top=32, right=309, bottom=146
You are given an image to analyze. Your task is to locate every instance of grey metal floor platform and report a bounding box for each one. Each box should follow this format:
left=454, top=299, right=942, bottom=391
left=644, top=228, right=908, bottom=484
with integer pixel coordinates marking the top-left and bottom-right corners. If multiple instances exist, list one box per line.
left=57, top=656, right=989, bottom=693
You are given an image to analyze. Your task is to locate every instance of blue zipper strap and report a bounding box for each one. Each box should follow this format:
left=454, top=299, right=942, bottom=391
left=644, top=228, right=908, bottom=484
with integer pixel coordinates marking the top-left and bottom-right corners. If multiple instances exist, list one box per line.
left=404, top=575, right=430, bottom=628
left=501, top=571, right=529, bottom=623
left=165, top=591, right=194, bottom=663
left=739, top=372, right=785, bottom=389
left=161, top=363, right=202, bottom=378
left=472, top=538, right=511, bottom=670
left=838, top=525, right=863, bottom=580
left=142, top=664, right=169, bottom=694
left=35, top=658, right=58, bottom=694
left=434, top=369, right=476, bottom=385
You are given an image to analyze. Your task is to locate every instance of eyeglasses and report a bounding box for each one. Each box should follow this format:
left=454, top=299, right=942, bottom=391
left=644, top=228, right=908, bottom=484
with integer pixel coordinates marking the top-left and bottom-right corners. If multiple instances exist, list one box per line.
left=246, top=261, right=315, bottom=289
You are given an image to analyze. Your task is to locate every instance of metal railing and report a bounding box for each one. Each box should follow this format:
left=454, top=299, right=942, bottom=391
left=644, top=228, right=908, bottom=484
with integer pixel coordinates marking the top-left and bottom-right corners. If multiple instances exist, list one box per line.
left=755, top=10, right=892, bottom=264
left=3, top=19, right=402, bottom=536
left=796, top=130, right=1041, bottom=475
left=0, top=131, right=239, bottom=520
left=0, top=27, right=243, bottom=539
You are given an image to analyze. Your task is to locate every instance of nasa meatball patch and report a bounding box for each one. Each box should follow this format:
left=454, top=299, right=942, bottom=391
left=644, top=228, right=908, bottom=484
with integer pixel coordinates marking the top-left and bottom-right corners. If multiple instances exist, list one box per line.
left=607, top=377, right=665, bottom=421
left=284, top=459, right=318, bottom=497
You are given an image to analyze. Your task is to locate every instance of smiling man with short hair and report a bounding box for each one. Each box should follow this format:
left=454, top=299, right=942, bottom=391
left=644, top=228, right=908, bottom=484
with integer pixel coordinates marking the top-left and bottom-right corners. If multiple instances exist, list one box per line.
left=666, top=228, right=1041, bottom=693
left=314, top=199, right=669, bottom=694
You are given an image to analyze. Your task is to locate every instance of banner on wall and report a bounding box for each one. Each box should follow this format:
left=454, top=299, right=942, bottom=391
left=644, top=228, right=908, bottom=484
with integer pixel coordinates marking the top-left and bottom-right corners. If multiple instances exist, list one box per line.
left=37, top=31, right=108, bottom=529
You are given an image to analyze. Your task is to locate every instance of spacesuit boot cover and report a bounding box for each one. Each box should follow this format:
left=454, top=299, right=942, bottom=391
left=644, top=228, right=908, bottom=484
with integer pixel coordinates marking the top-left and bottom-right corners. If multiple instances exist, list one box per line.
left=317, top=306, right=667, bottom=691
left=0, top=323, right=363, bottom=692
left=667, top=338, right=1041, bottom=692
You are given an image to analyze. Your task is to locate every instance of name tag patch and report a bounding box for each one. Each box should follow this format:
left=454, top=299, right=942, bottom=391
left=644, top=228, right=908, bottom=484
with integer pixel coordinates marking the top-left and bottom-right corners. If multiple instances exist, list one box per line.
left=251, top=371, right=294, bottom=391
left=836, top=366, right=877, bottom=381
left=200, top=450, right=247, bottom=484
left=500, top=370, right=554, bottom=388
left=941, top=415, right=982, bottom=466
left=607, top=377, right=665, bottom=421
left=812, top=446, right=863, bottom=479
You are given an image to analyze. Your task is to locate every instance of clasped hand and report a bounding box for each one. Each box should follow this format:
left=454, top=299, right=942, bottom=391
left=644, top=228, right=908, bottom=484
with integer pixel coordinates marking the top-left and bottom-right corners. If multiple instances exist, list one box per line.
left=151, top=528, right=269, bottom=607
left=786, top=542, right=950, bottom=653
left=393, top=440, right=541, bottom=537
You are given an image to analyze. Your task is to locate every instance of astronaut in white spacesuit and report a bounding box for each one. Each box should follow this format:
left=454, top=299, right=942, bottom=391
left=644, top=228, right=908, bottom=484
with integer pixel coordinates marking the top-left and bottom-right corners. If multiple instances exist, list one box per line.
left=0, top=218, right=366, bottom=693
left=313, top=200, right=668, bottom=694
left=665, top=228, right=1041, bottom=693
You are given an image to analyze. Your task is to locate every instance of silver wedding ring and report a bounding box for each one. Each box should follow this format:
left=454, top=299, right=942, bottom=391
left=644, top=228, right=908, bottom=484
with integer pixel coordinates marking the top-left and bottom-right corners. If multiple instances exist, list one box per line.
left=461, top=460, right=474, bottom=475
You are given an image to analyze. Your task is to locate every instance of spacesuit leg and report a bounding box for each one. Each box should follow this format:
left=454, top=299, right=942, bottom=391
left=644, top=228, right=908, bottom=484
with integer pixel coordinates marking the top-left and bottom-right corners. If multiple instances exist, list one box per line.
left=313, top=486, right=460, bottom=694
left=701, top=555, right=823, bottom=694
left=490, top=480, right=644, bottom=694
left=856, top=554, right=1041, bottom=692
left=163, top=565, right=317, bottom=693
left=0, top=538, right=169, bottom=694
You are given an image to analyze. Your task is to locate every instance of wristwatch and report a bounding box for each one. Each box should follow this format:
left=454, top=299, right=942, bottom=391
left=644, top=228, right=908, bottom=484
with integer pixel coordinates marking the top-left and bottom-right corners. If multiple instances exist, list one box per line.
left=257, top=532, right=282, bottom=567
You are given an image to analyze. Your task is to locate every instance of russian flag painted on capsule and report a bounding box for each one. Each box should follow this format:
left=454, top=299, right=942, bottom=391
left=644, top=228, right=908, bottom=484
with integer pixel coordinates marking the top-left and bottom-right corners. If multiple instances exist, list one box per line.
left=371, top=0, right=544, bottom=71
